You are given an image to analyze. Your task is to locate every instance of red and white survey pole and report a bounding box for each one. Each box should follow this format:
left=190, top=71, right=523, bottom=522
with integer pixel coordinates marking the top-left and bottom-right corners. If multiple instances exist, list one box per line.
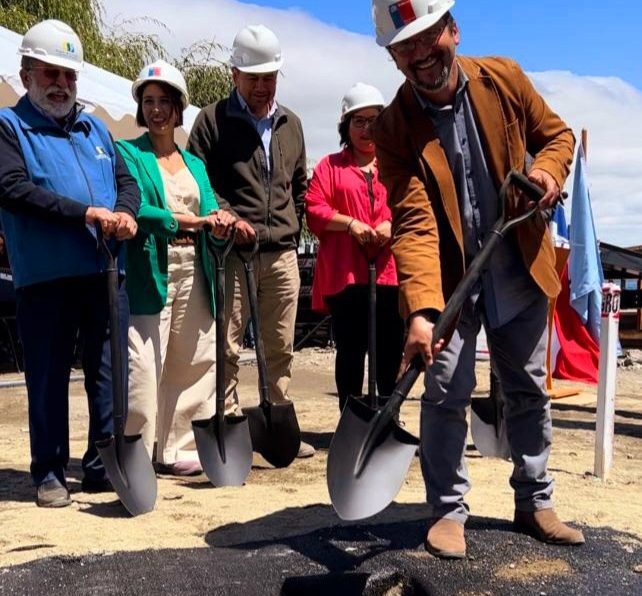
left=594, top=283, right=621, bottom=479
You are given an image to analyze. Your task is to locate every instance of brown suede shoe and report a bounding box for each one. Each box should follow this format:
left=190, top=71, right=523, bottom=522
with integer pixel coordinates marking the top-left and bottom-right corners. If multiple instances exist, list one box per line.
left=514, top=509, right=585, bottom=545
left=424, top=518, right=466, bottom=559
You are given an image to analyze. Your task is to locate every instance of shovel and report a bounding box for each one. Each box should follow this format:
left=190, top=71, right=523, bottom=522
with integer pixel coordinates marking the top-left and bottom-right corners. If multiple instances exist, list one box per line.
left=96, top=237, right=157, bottom=516
left=327, top=169, right=545, bottom=520
left=470, top=369, right=511, bottom=460
left=238, top=241, right=301, bottom=468
left=192, top=231, right=253, bottom=487
left=327, top=248, right=420, bottom=520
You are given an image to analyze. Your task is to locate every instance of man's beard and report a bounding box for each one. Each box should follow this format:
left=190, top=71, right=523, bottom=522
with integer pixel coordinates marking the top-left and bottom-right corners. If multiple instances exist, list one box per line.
left=411, top=63, right=451, bottom=93
left=28, top=82, right=76, bottom=119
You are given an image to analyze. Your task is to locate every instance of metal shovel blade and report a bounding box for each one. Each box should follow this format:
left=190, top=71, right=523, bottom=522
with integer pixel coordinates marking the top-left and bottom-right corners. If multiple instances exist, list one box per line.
left=244, top=402, right=301, bottom=468
left=192, top=414, right=253, bottom=486
left=327, top=395, right=419, bottom=520
left=470, top=397, right=511, bottom=460
left=96, top=434, right=157, bottom=516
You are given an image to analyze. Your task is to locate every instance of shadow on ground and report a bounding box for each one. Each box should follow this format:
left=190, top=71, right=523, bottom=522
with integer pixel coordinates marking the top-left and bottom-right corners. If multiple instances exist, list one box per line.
left=1, top=503, right=640, bottom=595
left=551, top=402, right=642, bottom=438
left=0, top=458, right=96, bottom=505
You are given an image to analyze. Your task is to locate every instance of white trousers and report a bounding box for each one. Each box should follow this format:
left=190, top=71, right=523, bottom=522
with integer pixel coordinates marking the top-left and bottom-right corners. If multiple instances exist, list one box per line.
left=126, top=245, right=216, bottom=465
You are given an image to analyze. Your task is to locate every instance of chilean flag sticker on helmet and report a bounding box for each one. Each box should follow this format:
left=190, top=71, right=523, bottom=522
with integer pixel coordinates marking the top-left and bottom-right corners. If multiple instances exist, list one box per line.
left=389, top=0, right=418, bottom=28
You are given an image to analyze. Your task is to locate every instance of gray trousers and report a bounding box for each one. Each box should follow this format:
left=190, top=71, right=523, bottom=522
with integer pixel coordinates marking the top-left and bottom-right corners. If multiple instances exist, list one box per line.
left=420, top=292, right=554, bottom=523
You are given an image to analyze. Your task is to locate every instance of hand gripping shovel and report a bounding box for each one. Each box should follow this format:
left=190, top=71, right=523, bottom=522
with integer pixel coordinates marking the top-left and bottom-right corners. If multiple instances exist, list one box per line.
left=192, top=231, right=253, bottom=486
left=238, top=241, right=301, bottom=468
left=470, top=368, right=511, bottom=460
left=327, top=170, right=545, bottom=520
left=96, top=237, right=157, bottom=516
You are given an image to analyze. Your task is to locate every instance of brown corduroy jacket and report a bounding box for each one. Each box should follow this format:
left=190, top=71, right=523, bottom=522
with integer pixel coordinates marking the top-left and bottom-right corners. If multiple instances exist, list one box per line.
left=372, top=56, right=575, bottom=321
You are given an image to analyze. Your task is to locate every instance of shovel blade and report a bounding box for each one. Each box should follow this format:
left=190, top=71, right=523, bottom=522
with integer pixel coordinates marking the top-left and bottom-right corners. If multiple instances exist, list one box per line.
left=244, top=402, right=301, bottom=468
left=192, top=414, right=253, bottom=486
left=327, top=396, right=419, bottom=521
left=97, top=434, right=157, bottom=516
left=470, top=398, right=511, bottom=460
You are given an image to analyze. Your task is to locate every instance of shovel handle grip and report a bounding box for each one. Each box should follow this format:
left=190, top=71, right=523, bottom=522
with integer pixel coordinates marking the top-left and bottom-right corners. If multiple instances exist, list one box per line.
left=203, top=225, right=237, bottom=267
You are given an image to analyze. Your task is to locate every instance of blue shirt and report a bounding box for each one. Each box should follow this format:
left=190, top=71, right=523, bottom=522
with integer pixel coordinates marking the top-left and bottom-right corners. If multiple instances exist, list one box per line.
left=235, top=90, right=278, bottom=175
left=415, top=66, right=540, bottom=328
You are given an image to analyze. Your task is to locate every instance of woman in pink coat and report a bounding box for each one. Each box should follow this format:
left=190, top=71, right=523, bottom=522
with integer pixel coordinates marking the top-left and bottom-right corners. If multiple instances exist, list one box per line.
left=305, top=83, right=405, bottom=411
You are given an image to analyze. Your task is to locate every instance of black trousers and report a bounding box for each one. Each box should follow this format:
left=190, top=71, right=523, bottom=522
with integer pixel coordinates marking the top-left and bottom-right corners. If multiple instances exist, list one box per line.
left=327, top=284, right=405, bottom=411
left=16, top=274, right=129, bottom=486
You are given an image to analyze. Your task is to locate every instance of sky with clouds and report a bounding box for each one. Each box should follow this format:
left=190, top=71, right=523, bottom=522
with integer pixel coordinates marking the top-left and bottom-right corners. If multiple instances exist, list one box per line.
left=105, top=0, right=642, bottom=247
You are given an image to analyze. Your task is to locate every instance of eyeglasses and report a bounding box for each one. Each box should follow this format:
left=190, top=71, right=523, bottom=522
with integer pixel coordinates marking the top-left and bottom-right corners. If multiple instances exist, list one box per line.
left=351, top=116, right=378, bottom=129
left=389, top=19, right=449, bottom=57
left=27, top=67, right=77, bottom=83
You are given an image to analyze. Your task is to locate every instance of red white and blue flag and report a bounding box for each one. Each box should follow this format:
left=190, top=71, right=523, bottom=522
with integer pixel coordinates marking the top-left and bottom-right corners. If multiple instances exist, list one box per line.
left=549, top=145, right=603, bottom=384
left=389, top=0, right=418, bottom=28
left=148, top=67, right=162, bottom=77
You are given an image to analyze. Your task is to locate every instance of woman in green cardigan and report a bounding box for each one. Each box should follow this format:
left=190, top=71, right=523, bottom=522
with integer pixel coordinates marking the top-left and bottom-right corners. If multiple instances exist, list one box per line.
left=116, top=60, right=235, bottom=476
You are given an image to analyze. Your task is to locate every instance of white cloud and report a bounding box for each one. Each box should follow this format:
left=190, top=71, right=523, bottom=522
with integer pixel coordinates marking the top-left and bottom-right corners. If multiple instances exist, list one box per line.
left=106, top=0, right=642, bottom=247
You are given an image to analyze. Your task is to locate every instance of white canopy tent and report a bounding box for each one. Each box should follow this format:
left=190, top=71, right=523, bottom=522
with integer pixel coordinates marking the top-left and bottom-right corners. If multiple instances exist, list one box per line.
left=0, top=24, right=200, bottom=143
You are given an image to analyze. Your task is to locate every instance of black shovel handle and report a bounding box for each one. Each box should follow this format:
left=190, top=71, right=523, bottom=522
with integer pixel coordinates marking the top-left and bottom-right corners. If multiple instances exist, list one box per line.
left=354, top=170, right=544, bottom=475
left=204, top=228, right=237, bottom=459
left=236, top=238, right=271, bottom=407
left=359, top=246, right=384, bottom=409
left=97, top=233, right=125, bottom=437
left=367, top=257, right=377, bottom=407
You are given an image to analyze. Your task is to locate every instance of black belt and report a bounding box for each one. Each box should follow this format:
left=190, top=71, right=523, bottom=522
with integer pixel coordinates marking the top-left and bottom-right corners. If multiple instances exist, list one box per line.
left=170, top=230, right=198, bottom=246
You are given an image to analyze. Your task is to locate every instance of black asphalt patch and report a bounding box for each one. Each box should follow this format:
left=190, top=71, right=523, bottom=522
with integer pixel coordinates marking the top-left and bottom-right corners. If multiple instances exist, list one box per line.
left=1, top=506, right=641, bottom=595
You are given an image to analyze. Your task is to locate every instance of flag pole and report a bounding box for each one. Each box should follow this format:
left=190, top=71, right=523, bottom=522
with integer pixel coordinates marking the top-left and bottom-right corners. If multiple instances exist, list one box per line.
left=581, top=128, right=588, bottom=157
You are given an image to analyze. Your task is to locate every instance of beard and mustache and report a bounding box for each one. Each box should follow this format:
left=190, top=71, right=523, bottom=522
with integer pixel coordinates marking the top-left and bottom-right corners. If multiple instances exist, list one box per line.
left=27, top=81, right=76, bottom=119
left=404, top=47, right=455, bottom=93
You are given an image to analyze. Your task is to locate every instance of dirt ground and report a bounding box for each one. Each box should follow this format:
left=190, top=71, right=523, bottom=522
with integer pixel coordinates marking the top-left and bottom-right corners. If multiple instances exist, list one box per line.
left=0, top=348, right=641, bottom=570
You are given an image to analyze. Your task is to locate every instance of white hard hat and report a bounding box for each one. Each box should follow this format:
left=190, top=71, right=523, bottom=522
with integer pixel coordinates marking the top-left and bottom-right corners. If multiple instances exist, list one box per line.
left=372, top=0, right=455, bottom=47
left=230, top=25, right=283, bottom=74
left=18, top=19, right=84, bottom=71
left=340, top=83, right=385, bottom=121
left=131, top=60, right=190, bottom=108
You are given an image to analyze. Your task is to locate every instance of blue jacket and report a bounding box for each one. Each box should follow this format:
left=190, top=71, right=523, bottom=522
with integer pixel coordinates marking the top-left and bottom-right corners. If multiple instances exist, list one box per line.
left=0, top=96, right=140, bottom=288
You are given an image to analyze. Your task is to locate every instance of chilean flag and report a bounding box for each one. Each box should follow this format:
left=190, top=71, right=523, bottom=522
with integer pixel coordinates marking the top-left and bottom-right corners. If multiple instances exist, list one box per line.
left=389, top=0, right=418, bottom=27
left=549, top=146, right=602, bottom=384
left=551, top=263, right=600, bottom=384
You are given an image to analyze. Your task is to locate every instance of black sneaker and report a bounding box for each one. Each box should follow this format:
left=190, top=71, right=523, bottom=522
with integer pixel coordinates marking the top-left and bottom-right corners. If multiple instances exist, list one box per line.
left=81, top=476, right=114, bottom=493
left=36, top=478, right=71, bottom=508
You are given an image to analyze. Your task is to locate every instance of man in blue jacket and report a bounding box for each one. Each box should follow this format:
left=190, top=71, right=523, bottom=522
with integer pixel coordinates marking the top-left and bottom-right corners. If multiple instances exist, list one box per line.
left=0, top=20, right=140, bottom=507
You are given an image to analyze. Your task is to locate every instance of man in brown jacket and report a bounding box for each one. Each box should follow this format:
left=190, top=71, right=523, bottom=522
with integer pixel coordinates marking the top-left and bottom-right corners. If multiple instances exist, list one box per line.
left=371, top=0, right=585, bottom=557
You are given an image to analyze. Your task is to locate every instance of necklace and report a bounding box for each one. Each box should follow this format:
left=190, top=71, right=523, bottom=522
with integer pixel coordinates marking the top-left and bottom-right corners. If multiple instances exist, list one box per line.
left=153, top=146, right=177, bottom=159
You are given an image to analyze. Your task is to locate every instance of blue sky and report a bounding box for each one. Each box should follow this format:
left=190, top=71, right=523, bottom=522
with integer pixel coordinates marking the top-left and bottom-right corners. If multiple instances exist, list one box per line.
left=238, top=0, right=642, bottom=90
left=104, top=0, right=642, bottom=245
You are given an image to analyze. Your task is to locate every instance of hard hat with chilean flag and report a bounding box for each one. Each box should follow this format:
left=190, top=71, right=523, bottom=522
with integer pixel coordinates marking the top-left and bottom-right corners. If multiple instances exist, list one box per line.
left=131, top=60, right=189, bottom=108
left=372, top=0, right=455, bottom=47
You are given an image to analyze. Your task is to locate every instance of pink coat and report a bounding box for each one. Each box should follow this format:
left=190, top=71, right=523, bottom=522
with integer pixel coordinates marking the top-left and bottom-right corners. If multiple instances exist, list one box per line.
left=305, top=147, right=398, bottom=313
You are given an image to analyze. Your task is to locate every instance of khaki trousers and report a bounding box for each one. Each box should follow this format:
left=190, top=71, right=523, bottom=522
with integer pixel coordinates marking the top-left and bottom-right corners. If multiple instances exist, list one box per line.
left=126, top=246, right=216, bottom=465
left=224, top=249, right=300, bottom=410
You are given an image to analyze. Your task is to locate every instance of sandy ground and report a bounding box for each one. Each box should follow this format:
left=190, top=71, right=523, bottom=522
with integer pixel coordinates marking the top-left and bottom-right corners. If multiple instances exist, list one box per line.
left=0, top=348, right=641, bottom=569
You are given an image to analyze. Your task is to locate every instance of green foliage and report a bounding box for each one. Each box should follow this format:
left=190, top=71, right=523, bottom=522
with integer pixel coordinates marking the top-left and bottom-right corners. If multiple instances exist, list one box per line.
left=0, top=1, right=167, bottom=80
left=176, top=39, right=234, bottom=108
left=0, top=0, right=234, bottom=105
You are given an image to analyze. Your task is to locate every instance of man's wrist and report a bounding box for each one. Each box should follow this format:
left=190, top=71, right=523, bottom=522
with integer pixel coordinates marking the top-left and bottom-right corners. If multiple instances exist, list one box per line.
left=408, top=308, right=440, bottom=326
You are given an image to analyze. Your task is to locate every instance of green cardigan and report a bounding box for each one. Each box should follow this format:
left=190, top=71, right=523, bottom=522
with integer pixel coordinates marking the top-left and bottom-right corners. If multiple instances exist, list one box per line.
left=116, top=133, right=219, bottom=316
